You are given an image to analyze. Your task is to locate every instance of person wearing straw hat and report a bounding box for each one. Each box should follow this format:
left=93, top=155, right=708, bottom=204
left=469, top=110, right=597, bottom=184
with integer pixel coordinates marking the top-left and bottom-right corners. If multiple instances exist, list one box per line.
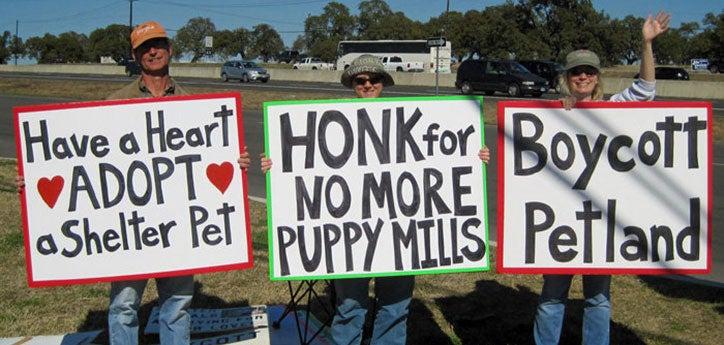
left=533, top=12, right=670, bottom=345
left=261, top=54, right=411, bottom=344
left=260, top=54, right=491, bottom=344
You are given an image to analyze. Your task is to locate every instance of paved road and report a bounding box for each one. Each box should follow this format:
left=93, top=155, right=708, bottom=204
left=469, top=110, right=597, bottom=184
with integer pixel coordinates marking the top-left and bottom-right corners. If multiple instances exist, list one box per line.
left=3, top=71, right=724, bottom=111
left=2, top=89, right=722, bottom=287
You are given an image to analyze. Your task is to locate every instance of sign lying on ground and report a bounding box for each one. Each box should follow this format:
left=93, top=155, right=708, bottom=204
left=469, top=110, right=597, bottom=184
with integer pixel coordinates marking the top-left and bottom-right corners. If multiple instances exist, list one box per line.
left=14, top=92, right=252, bottom=287
left=497, top=101, right=712, bottom=274
left=264, top=96, right=489, bottom=280
left=146, top=305, right=268, bottom=334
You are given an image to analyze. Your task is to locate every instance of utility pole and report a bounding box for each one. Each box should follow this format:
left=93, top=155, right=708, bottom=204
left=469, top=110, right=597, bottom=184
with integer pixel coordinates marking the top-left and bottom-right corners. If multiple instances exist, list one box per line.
left=128, top=0, right=138, bottom=58
left=435, top=0, right=450, bottom=95
left=14, top=20, right=18, bottom=65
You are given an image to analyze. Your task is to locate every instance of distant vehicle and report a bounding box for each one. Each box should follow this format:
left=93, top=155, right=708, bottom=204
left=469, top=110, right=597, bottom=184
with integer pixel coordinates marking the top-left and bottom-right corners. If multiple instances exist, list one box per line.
left=292, top=57, right=334, bottom=70
left=634, top=67, right=689, bottom=80
left=455, top=59, right=548, bottom=97
left=276, top=50, right=300, bottom=64
left=709, top=58, right=722, bottom=73
left=336, top=40, right=451, bottom=73
left=221, top=60, right=270, bottom=83
left=518, top=60, right=564, bottom=93
left=691, top=58, right=709, bottom=71
left=380, top=56, right=424, bottom=72
left=121, top=59, right=141, bottom=77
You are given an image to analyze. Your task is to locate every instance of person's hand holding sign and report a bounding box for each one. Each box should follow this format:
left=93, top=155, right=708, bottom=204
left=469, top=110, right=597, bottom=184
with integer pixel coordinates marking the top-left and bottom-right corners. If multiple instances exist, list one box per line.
left=478, top=146, right=490, bottom=164
left=260, top=153, right=272, bottom=174
left=237, top=146, right=250, bottom=170
left=16, top=175, right=25, bottom=193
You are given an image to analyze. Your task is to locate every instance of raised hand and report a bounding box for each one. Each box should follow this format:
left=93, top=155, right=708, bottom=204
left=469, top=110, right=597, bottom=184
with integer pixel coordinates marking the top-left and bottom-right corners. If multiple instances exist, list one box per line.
left=643, top=12, right=671, bottom=42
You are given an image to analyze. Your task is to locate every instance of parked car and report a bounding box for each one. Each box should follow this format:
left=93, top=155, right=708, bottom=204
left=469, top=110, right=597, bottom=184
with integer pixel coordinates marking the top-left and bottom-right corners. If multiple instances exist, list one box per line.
left=455, top=59, right=549, bottom=97
left=708, top=58, right=722, bottom=73
left=518, top=60, right=564, bottom=93
left=634, top=67, right=689, bottom=80
left=276, top=50, right=300, bottom=64
left=292, top=57, right=334, bottom=70
left=221, top=60, right=270, bottom=83
left=380, top=56, right=424, bottom=72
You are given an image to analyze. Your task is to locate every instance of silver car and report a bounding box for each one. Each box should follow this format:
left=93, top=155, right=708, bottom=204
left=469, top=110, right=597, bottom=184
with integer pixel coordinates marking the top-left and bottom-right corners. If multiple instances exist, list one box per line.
left=221, top=61, right=270, bottom=83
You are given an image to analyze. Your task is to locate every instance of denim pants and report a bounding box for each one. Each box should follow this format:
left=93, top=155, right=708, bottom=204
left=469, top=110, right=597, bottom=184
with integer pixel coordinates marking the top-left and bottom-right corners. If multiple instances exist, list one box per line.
left=533, top=275, right=611, bottom=345
left=108, top=275, right=194, bottom=345
left=331, top=276, right=415, bottom=345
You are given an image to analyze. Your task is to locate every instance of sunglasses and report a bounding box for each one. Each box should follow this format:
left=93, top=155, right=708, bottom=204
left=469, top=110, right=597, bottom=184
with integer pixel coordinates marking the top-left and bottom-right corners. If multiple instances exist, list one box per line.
left=137, top=38, right=169, bottom=52
left=353, top=75, right=384, bottom=85
left=569, top=65, right=599, bottom=76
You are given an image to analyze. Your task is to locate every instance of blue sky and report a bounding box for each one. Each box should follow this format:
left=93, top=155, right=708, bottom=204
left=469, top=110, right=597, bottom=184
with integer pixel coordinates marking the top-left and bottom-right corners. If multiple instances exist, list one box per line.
left=1, top=0, right=721, bottom=47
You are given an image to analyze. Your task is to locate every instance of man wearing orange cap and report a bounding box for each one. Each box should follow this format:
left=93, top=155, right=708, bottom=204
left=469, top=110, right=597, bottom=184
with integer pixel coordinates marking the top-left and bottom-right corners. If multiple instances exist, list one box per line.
left=106, top=21, right=192, bottom=345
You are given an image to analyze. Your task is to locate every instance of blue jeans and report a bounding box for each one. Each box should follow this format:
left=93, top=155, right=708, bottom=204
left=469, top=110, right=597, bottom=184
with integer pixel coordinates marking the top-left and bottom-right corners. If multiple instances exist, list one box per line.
left=331, top=276, right=415, bottom=345
left=533, top=275, right=611, bottom=345
left=108, top=275, right=194, bottom=345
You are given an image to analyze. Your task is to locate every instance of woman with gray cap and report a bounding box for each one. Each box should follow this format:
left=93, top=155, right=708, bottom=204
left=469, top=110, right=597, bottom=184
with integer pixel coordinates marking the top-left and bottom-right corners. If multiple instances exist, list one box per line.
left=262, top=54, right=489, bottom=344
left=533, top=12, right=670, bottom=345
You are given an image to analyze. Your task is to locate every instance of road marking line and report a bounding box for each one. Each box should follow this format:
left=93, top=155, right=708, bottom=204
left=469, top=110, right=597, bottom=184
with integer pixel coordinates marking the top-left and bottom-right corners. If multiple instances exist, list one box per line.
left=249, top=195, right=266, bottom=204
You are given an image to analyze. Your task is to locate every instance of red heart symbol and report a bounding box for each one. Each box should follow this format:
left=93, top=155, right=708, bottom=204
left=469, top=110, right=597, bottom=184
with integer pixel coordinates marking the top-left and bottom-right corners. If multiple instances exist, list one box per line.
left=206, top=162, right=234, bottom=194
left=37, top=176, right=64, bottom=208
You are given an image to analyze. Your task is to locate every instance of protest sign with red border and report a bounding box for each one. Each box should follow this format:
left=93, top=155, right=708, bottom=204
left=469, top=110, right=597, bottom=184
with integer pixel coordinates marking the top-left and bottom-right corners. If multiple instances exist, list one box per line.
left=15, top=92, right=252, bottom=287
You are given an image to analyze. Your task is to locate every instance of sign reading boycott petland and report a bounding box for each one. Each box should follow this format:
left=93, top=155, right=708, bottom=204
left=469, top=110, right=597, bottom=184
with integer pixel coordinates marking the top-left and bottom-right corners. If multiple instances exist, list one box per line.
left=497, top=101, right=712, bottom=274
left=14, top=92, right=252, bottom=287
left=264, top=96, right=488, bottom=280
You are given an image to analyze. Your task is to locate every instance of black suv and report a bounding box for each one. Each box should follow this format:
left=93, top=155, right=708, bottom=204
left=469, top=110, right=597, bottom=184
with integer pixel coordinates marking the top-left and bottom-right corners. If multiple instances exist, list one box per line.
left=455, top=59, right=548, bottom=97
left=518, top=60, right=564, bottom=93
left=634, top=67, right=689, bottom=80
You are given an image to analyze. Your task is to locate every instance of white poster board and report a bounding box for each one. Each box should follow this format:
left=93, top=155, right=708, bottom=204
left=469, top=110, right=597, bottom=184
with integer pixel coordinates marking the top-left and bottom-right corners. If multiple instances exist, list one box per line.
left=14, top=92, right=252, bottom=287
left=497, top=101, right=712, bottom=274
left=264, top=96, right=489, bottom=280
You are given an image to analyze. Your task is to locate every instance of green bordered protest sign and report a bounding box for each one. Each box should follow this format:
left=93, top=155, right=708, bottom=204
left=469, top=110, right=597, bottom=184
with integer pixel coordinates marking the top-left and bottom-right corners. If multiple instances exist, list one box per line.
left=263, top=96, right=489, bottom=280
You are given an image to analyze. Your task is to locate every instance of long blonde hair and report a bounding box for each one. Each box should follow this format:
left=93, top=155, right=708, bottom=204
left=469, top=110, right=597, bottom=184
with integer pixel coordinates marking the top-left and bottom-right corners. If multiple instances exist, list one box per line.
left=559, top=71, right=604, bottom=100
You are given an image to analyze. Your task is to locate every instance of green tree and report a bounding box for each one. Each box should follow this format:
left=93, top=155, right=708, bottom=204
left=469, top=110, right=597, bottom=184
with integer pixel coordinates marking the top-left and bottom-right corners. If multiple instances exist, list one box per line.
left=24, top=32, right=88, bottom=63
left=357, top=0, right=393, bottom=38
left=175, top=17, right=216, bottom=62
left=0, top=31, right=11, bottom=64
left=304, top=2, right=356, bottom=60
left=249, top=24, right=283, bottom=61
left=425, top=11, right=466, bottom=60
left=524, top=0, right=611, bottom=63
left=610, top=16, right=645, bottom=64
left=215, top=28, right=251, bottom=58
left=700, top=12, right=723, bottom=60
left=654, top=29, right=688, bottom=64
left=291, top=35, right=306, bottom=52
left=361, top=11, right=424, bottom=40
left=88, top=24, right=131, bottom=62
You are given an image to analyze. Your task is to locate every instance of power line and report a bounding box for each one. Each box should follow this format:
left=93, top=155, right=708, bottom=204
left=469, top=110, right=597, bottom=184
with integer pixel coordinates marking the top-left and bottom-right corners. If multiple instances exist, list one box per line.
left=15, top=1, right=125, bottom=24
left=143, top=0, right=312, bottom=25
left=149, top=0, right=327, bottom=8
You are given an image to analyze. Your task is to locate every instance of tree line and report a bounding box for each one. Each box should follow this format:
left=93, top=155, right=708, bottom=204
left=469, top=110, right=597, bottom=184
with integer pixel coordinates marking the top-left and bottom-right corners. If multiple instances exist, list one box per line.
left=1, top=0, right=721, bottom=66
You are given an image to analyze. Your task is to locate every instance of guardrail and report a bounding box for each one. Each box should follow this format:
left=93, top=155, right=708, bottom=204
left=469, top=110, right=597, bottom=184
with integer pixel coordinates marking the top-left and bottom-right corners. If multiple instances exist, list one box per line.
left=0, top=64, right=721, bottom=100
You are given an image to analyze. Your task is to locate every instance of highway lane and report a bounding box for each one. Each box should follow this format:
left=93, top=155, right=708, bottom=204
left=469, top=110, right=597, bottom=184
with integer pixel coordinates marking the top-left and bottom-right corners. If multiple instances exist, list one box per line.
left=1, top=92, right=722, bottom=287
left=2, top=71, right=724, bottom=112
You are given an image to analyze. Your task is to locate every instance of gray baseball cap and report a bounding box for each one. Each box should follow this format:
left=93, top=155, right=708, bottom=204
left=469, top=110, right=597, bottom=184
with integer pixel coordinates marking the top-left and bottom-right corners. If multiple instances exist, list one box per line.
left=564, top=49, right=601, bottom=71
left=340, top=54, right=395, bottom=88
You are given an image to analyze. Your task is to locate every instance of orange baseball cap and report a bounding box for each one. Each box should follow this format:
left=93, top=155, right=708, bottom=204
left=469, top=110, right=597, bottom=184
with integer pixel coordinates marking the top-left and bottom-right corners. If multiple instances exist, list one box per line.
left=131, top=21, right=168, bottom=50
